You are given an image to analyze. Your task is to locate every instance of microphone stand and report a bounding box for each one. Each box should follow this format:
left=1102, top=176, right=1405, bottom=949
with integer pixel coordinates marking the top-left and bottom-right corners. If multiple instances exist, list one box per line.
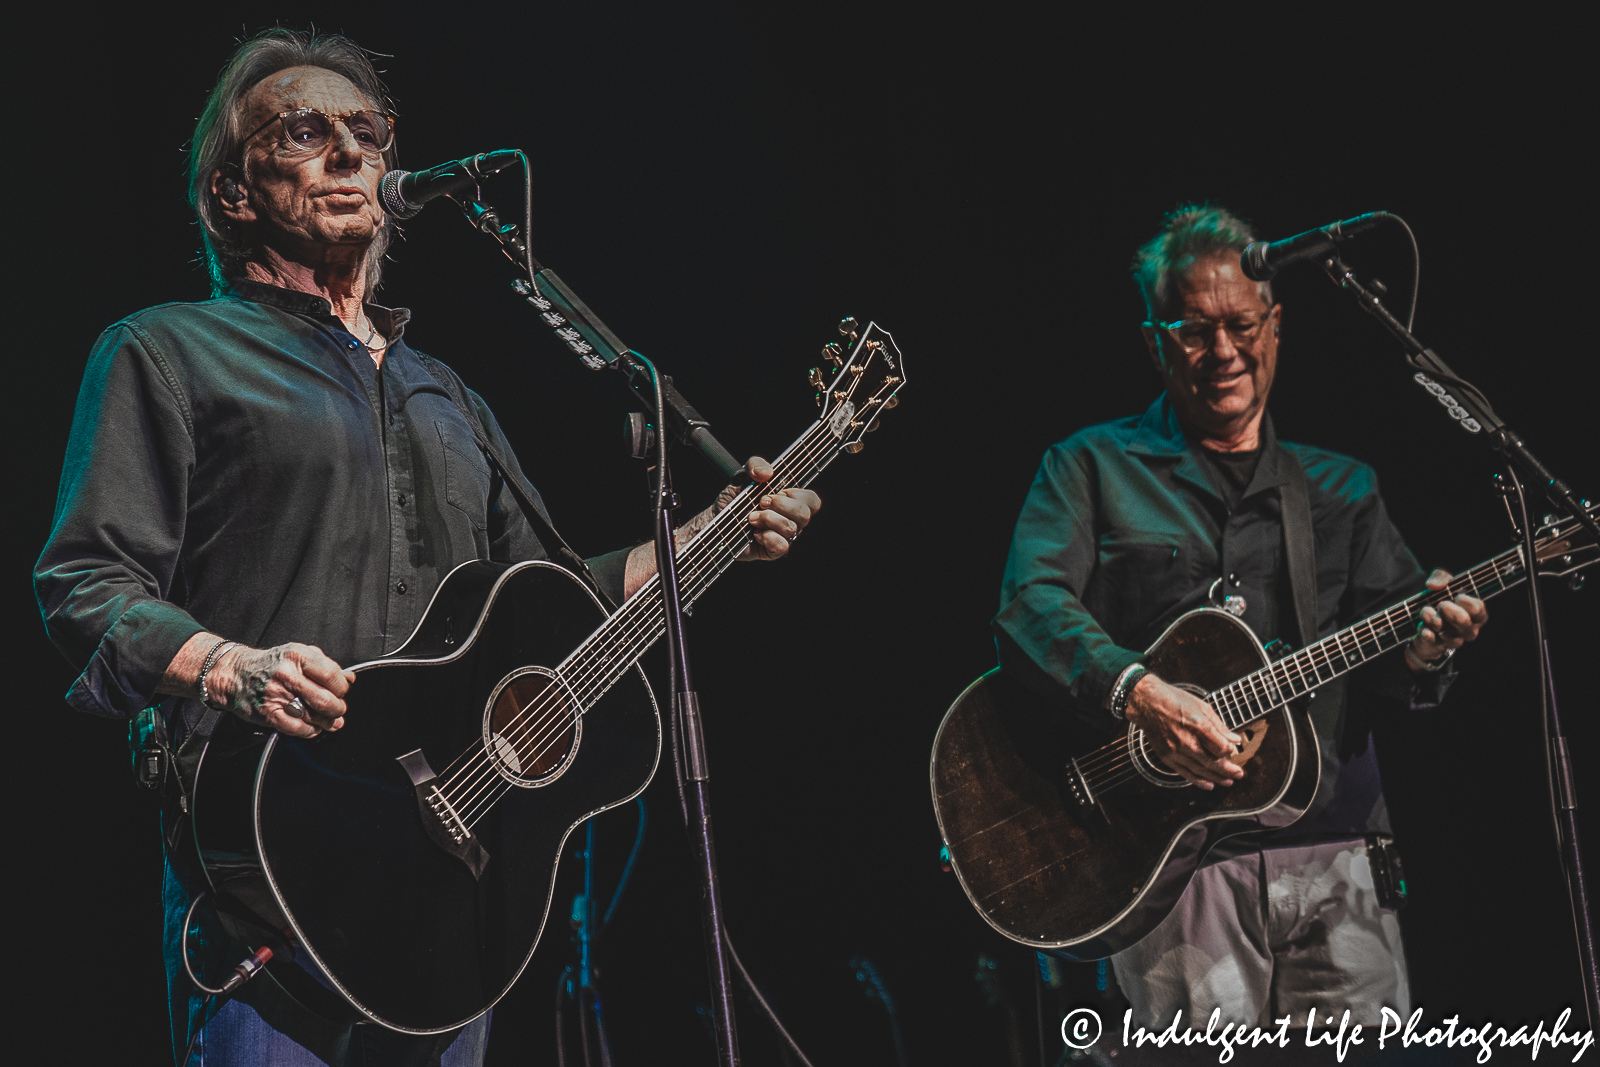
left=1323, top=253, right=1599, bottom=1029
left=456, top=191, right=744, bottom=1064
left=459, top=197, right=749, bottom=483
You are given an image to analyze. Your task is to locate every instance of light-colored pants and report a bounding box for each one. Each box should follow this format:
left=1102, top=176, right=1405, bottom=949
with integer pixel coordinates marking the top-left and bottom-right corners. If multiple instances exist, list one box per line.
left=1112, top=839, right=1410, bottom=1030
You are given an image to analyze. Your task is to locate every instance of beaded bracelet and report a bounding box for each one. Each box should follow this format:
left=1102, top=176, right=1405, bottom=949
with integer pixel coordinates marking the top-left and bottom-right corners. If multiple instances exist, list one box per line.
left=1108, top=662, right=1149, bottom=721
left=198, top=639, right=238, bottom=711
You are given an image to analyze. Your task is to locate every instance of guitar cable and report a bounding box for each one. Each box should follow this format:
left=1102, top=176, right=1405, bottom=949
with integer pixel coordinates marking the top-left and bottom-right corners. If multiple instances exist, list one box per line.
left=177, top=889, right=278, bottom=1067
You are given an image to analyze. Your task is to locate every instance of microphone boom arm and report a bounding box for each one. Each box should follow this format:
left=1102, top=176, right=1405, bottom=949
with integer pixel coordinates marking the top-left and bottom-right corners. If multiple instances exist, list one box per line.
left=1322, top=252, right=1597, bottom=542
left=455, top=193, right=747, bottom=483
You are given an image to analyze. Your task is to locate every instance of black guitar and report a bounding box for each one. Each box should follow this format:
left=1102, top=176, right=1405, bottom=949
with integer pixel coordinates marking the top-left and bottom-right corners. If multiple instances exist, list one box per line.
left=930, top=504, right=1597, bottom=959
left=192, top=321, right=906, bottom=1033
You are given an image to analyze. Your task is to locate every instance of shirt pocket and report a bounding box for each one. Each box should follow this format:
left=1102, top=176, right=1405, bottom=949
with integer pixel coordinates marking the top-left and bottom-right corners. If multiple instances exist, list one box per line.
left=436, top=421, right=493, bottom=531
left=1085, top=538, right=1191, bottom=646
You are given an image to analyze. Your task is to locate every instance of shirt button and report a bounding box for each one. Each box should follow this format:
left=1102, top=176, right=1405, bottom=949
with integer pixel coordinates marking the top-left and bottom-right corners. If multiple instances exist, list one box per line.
left=397, top=495, right=407, bottom=506
left=396, top=582, right=407, bottom=595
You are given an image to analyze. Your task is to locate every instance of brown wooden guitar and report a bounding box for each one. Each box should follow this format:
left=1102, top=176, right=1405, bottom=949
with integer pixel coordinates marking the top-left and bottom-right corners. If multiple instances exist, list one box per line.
left=930, top=505, right=1597, bottom=959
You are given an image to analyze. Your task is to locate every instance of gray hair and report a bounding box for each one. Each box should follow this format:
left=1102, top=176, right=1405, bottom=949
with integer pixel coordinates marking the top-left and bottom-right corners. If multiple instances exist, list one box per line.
left=187, top=28, right=398, bottom=296
left=1132, top=203, right=1273, bottom=320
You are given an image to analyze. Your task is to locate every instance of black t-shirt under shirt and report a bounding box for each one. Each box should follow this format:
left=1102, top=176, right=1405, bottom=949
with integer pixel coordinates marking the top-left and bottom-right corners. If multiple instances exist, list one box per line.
left=1196, top=445, right=1261, bottom=514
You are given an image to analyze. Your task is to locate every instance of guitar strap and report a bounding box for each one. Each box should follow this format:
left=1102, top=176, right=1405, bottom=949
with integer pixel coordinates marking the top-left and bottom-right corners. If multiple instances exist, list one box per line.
left=1278, top=445, right=1319, bottom=648
left=416, top=353, right=618, bottom=611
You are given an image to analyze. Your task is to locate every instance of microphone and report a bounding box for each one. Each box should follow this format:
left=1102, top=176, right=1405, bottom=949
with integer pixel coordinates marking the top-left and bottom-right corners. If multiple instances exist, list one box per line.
left=1240, top=212, right=1388, bottom=281
left=379, top=150, right=520, bottom=219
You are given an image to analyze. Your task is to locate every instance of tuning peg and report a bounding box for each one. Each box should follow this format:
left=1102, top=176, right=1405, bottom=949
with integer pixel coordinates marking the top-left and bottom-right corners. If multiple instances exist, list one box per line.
left=884, top=395, right=899, bottom=409
left=808, top=367, right=825, bottom=390
left=838, top=316, right=859, bottom=341
left=821, top=342, right=843, bottom=366
left=844, top=440, right=865, bottom=453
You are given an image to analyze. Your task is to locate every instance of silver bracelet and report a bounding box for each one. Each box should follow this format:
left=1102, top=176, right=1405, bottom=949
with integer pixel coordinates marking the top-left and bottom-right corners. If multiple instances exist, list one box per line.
left=1404, top=642, right=1455, bottom=673
left=198, top=639, right=238, bottom=710
left=1108, top=662, right=1149, bottom=720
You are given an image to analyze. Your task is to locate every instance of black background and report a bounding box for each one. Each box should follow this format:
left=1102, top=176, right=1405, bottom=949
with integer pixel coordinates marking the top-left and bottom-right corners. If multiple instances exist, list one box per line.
left=9, top=6, right=1596, bottom=1065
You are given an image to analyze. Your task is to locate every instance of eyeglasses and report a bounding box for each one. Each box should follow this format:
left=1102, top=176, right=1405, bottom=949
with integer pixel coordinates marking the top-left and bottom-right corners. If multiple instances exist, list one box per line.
left=1143, top=313, right=1273, bottom=354
left=244, top=107, right=394, bottom=158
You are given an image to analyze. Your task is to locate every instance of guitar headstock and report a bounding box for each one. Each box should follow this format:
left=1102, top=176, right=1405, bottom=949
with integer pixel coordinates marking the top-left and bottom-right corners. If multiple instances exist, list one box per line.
left=808, top=317, right=906, bottom=453
left=1533, top=501, right=1600, bottom=581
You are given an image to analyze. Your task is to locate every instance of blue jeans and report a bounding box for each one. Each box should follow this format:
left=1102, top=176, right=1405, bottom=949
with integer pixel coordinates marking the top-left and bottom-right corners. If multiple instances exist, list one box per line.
left=165, top=855, right=491, bottom=1066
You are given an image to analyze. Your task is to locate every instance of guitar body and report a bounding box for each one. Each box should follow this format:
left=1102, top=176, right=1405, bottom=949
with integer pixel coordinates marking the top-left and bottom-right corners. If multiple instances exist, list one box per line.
left=192, top=560, right=660, bottom=1033
left=183, top=319, right=914, bottom=1033
left=930, top=608, right=1319, bottom=959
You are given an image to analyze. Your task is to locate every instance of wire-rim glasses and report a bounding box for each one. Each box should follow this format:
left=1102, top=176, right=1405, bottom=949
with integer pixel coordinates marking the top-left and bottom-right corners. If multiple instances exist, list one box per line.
left=1143, top=312, right=1274, bottom=354
left=244, top=107, right=395, bottom=158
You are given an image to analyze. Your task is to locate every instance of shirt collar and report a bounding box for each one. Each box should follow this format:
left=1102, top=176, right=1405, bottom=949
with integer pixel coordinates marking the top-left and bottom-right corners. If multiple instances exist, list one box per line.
left=228, top=279, right=413, bottom=341
left=1126, top=393, right=1289, bottom=501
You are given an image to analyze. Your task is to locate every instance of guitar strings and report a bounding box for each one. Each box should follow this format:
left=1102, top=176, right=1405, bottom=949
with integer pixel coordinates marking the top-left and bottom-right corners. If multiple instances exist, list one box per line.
left=1074, top=552, right=1524, bottom=798
left=446, top=429, right=832, bottom=821
left=447, top=414, right=848, bottom=822
left=442, top=433, right=1539, bottom=822
left=446, top=418, right=839, bottom=800
left=433, top=474, right=1532, bottom=833
left=469, top=496, right=1529, bottom=826
left=438, top=415, right=848, bottom=823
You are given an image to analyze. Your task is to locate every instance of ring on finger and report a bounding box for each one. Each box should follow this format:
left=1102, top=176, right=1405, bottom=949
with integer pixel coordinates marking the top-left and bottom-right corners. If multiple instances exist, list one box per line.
left=288, top=696, right=308, bottom=718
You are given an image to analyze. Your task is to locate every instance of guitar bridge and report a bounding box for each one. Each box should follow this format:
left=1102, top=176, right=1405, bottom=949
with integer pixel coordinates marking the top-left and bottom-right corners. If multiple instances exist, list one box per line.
left=396, top=748, right=490, bottom=880
left=425, top=785, right=470, bottom=845
left=1065, top=757, right=1097, bottom=809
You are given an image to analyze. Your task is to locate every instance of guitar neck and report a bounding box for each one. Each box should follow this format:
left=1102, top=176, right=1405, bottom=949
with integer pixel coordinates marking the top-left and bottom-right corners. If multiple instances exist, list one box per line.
left=559, top=417, right=843, bottom=709
left=1210, top=545, right=1528, bottom=732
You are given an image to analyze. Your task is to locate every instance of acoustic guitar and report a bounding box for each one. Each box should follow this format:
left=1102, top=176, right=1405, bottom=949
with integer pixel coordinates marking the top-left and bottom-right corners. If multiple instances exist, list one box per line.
left=930, top=504, right=1597, bottom=959
left=191, top=321, right=906, bottom=1033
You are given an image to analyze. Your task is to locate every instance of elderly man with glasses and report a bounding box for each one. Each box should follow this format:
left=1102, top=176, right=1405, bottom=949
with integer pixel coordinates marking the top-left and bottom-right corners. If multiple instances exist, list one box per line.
left=994, top=204, right=1488, bottom=1036
left=35, top=29, right=818, bottom=1067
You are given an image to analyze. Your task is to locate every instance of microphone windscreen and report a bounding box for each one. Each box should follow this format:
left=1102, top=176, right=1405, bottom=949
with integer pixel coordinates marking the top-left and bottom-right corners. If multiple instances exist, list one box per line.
left=378, top=170, right=422, bottom=220
left=1241, top=241, right=1276, bottom=282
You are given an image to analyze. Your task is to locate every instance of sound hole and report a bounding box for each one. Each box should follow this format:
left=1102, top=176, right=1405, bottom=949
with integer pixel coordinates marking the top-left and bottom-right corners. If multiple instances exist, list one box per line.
left=488, top=671, right=578, bottom=785
left=1130, top=726, right=1190, bottom=789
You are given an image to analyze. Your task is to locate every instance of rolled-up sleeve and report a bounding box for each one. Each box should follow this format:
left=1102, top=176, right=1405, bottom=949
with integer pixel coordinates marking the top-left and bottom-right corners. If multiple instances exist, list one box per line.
left=994, top=443, right=1141, bottom=723
left=35, top=324, right=206, bottom=719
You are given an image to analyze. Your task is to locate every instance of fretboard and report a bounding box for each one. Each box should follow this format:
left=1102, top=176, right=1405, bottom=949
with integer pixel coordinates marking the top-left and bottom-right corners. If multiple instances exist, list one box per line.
left=1210, top=546, right=1527, bottom=731
left=553, top=417, right=844, bottom=711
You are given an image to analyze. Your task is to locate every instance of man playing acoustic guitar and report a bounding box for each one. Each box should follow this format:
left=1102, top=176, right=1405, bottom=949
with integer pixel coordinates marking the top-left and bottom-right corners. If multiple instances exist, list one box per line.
left=994, top=205, right=1487, bottom=1030
left=34, top=29, right=818, bottom=1067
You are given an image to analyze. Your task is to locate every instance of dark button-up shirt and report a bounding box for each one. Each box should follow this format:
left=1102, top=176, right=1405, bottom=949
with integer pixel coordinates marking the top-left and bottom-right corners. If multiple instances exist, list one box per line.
left=35, top=281, right=628, bottom=725
left=995, top=395, right=1454, bottom=848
